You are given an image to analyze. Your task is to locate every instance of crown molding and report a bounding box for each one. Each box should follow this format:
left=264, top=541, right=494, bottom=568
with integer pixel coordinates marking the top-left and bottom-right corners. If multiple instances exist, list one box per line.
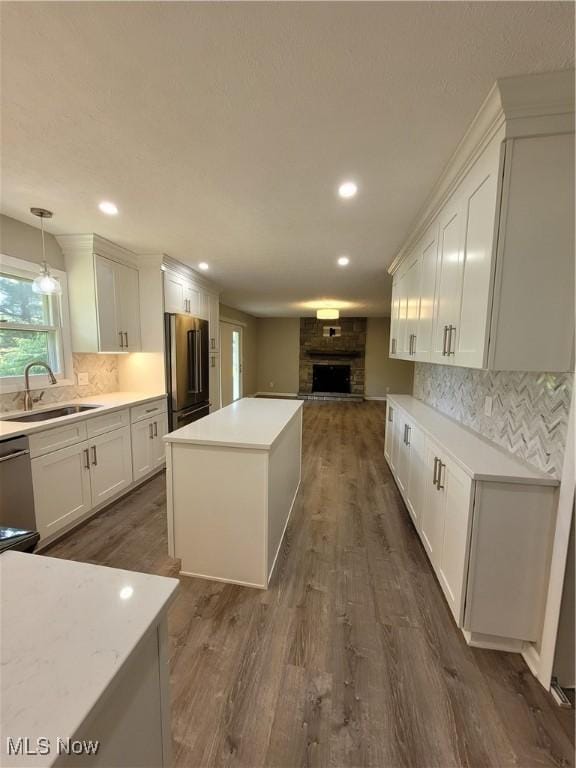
left=161, top=254, right=220, bottom=295
left=56, top=233, right=139, bottom=267
left=388, top=69, right=575, bottom=276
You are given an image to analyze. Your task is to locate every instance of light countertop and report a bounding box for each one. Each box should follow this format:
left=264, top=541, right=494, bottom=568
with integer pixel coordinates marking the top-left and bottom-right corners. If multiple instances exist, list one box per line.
left=0, top=391, right=166, bottom=440
left=388, top=394, right=559, bottom=486
left=164, top=397, right=303, bottom=450
left=0, top=552, right=178, bottom=767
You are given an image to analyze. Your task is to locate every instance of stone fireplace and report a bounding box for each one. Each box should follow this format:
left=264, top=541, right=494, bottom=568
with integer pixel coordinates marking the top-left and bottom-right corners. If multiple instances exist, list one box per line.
left=299, top=317, right=367, bottom=397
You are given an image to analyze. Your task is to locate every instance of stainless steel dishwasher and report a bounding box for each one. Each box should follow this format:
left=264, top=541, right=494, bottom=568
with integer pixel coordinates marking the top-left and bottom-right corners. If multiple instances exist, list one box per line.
left=0, top=435, right=36, bottom=530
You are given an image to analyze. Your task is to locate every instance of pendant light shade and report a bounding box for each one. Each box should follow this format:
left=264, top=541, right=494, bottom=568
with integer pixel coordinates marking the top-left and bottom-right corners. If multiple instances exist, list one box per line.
left=316, top=308, right=339, bottom=320
left=30, top=207, right=62, bottom=296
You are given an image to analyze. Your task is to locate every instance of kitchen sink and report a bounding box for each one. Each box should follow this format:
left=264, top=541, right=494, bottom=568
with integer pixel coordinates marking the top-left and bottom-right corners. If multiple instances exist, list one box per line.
left=2, top=405, right=101, bottom=423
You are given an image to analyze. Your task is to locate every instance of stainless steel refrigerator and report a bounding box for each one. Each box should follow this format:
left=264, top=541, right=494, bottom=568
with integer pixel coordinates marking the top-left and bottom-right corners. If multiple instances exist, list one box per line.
left=164, top=313, right=210, bottom=430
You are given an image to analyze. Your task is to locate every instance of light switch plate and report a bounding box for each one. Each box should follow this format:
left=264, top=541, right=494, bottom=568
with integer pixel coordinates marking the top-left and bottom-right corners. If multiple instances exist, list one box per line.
left=77, top=372, right=89, bottom=386
left=484, top=396, right=493, bottom=416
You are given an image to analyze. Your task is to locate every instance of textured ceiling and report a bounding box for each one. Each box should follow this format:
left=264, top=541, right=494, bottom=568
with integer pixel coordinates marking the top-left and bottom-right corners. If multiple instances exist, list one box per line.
left=1, top=2, right=573, bottom=316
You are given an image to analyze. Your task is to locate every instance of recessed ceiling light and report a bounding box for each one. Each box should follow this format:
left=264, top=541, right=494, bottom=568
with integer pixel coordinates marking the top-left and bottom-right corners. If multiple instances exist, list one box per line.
left=98, top=201, right=118, bottom=215
left=317, top=308, right=340, bottom=320
left=338, top=181, right=358, bottom=199
left=337, top=256, right=350, bottom=266
left=198, top=262, right=209, bottom=271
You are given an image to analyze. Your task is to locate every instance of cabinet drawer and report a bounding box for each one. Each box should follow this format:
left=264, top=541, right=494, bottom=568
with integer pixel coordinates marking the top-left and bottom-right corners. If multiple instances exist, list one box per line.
left=29, top=420, right=88, bottom=458
left=131, top=398, right=167, bottom=424
left=86, top=408, right=130, bottom=438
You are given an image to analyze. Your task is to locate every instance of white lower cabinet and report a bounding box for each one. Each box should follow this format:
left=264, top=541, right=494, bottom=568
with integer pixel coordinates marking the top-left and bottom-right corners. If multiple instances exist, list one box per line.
left=89, top=427, right=133, bottom=507
left=132, top=412, right=168, bottom=482
left=32, top=442, right=92, bottom=540
left=385, top=395, right=557, bottom=651
left=31, top=401, right=169, bottom=543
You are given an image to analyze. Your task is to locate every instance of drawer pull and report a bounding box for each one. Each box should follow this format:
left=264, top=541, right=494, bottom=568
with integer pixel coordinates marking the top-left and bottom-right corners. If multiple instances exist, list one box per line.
left=145, top=407, right=157, bottom=413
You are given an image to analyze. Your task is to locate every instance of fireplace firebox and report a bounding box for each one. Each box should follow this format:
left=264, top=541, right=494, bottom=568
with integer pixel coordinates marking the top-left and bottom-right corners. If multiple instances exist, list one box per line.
left=312, top=364, right=351, bottom=394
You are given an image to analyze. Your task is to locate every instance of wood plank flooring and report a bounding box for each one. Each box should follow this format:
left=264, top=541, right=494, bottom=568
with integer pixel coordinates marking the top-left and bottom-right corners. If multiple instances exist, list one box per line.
left=45, top=401, right=574, bottom=768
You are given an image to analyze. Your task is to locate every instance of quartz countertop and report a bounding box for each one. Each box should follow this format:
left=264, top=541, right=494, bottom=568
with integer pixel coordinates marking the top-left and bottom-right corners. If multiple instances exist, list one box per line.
left=388, top=394, right=559, bottom=486
left=0, top=552, right=178, bottom=767
left=0, top=391, right=166, bottom=440
left=164, top=397, right=303, bottom=450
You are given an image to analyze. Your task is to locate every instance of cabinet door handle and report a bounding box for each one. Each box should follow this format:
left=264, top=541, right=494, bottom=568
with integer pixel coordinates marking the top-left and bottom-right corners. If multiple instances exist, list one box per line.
left=83, top=448, right=90, bottom=470
left=442, top=325, right=448, bottom=355
left=211, top=356, right=216, bottom=368
left=149, top=422, right=154, bottom=439
left=447, top=325, right=455, bottom=356
left=91, top=446, right=98, bottom=466
left=433, top=456, right=440, bottom=486
left=211, top=338, right=215, bottom=350
left=406, top=425, right=411, bottom=446
left=412, top=334, right=416, bottom=355
left=437, top=461, right=445, bottom=490
left=119, top=331, right=124, bottom=349
left=388, top=407, right=393, bottom=423
left=153, top=421, right=158, bottom=437
left=124, top=331, right=129, bottom=348
left=391, top=338, right=397, bottom=354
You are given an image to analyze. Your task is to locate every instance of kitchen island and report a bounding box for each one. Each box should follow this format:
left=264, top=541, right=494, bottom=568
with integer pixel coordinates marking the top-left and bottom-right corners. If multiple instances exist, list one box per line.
left=164, top=397, right=303, bottom=589
left=0, top=552, right=178, bottom=767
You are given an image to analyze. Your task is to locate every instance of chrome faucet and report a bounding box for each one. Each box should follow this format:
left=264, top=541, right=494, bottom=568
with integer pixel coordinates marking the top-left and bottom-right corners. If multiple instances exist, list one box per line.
left=23, top=361, right=57, bottom=411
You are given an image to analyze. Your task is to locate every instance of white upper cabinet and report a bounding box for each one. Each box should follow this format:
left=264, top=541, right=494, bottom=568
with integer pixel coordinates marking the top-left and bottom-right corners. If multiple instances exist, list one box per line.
left=388, top=71, right=574, bottom=372
left=57, top=235, right=141, bottom=354
left=163, top=268, right=215, bottom=323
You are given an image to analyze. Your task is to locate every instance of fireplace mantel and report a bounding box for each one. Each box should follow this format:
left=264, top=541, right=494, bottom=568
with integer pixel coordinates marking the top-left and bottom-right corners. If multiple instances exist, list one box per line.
left=305, top=350, right=362, bottom=358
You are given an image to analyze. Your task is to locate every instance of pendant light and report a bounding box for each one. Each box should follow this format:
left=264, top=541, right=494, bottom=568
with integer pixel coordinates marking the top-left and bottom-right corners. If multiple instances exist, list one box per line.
left=31, top=207, right=62, bottom=296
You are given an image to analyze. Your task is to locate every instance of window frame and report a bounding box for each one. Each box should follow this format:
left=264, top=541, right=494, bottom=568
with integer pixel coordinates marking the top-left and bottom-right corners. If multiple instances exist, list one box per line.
left=0, top=254, right=74, bottom=394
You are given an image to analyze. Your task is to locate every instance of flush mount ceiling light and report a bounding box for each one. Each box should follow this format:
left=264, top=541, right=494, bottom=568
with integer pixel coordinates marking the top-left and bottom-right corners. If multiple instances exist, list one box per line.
left=30, top=208, right=62, bottom=296
left=337, top=255, right=350, bottom=266
left=337, top=181, right=358, bottom=199
left=198, top=262, right=209, bottom=271
left=98, top=201, right=118, bottom=215
left=316, top=308, right=340, bottom=320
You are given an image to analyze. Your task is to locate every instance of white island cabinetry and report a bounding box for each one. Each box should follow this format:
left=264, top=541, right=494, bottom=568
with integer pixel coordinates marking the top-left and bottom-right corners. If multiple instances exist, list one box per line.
left=165, top=398, right=303, bottom=589
left=0, top=552, right=178, bottom=768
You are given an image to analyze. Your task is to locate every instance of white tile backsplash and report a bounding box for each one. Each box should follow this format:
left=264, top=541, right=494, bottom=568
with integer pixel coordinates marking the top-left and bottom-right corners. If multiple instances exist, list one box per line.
left=0, top=354, right=119, bottom=413
left=413, top=363, right=572, bottom=478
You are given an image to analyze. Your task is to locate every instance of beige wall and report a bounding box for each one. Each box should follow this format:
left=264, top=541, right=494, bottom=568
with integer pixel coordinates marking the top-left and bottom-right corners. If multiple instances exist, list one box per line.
left=0, top=213, right=65, bottom=270
left=256, top=318, right=300, bottom=394
left=219, top=304, right=258, bottom=396
left=365, top=317, right=414, bottom=397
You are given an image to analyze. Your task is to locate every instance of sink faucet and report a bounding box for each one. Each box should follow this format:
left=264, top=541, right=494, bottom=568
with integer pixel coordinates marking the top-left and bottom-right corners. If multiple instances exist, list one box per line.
left=23, top=361, right=57, bottom=411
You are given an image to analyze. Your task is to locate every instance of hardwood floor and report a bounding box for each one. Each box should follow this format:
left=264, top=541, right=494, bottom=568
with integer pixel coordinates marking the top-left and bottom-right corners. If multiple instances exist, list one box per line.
left=45, top=401, right=574, bottom=768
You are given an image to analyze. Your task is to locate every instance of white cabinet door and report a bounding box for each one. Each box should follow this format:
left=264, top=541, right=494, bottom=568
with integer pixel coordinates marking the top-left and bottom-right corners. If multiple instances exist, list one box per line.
left=197, top=290, right=209, bottom=321
left=455, top=139, right=501, bottom=369
left=431, top=197, right=464, bottom=363
left=131, top=416, right=155, bottom=482
left=207, top=294, right=220, bottom=351
left=437, top=460, right=473, bottom=624
left=405, top=423, right=425, bottom=528
left=90, top=427, right=132, bottom=507
left=419, top=440, right=445, bottom=563
left=95, top=255, right=122, bottom=352
left=415, top=225, right=439, bottom=362
left=389, top=280, right=400, bottom=357
left=184, top=282, right=200, bottom=316
left=395, top=272, right=409, bottom=357
left=395, top=416, right=411, bottom=495
left=32, top=441, right=92, bottom=540
left=117, top=262, right=141, bottom=352
left=164, top=272, right=186, bottom=313
left=403, top=256, right=421, bottom=359
left=151, top=411, right=168, bottom=468
left=209, top=353, right=221, bottom=412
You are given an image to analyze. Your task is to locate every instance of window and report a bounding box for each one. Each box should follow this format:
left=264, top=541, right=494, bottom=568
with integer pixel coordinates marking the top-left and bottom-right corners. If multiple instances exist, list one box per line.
left=0, top=255, right=72, bottom=390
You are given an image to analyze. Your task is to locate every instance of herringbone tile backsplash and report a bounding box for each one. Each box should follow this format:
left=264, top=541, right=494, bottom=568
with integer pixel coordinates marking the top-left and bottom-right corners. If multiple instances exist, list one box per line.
left=0, top=354, right=119, bottom=413
left=413, top=363, right=573, bottom=479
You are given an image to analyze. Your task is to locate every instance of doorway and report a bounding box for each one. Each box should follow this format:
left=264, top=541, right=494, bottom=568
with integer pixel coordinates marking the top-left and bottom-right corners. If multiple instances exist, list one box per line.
left=220, top=322, right=243, bottom=407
